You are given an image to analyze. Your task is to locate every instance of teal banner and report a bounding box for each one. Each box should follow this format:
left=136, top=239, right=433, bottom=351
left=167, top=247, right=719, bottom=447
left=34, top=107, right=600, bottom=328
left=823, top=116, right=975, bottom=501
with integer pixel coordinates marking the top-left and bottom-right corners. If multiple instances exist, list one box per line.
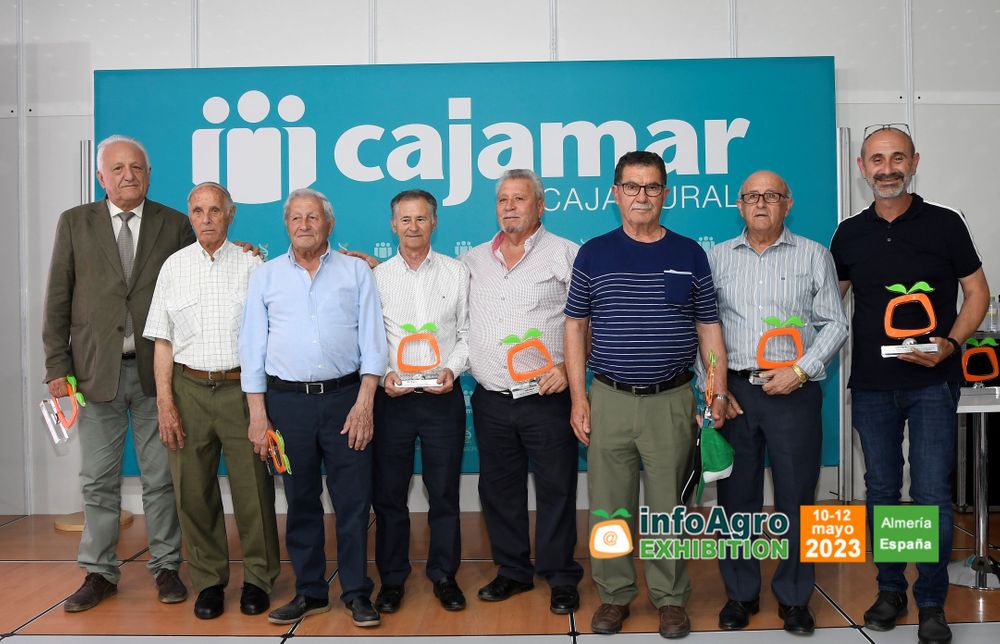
left=96, top=56, right=838, bottom=475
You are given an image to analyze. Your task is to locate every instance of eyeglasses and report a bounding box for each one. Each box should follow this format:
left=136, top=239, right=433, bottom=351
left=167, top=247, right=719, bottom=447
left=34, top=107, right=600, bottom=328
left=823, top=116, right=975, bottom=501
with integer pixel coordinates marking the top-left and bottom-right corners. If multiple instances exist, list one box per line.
left=617, top=182, right=666, bottom=197
left=739, top=191, right=789, bottom=205
left=863, top=123, right=911, bottom=139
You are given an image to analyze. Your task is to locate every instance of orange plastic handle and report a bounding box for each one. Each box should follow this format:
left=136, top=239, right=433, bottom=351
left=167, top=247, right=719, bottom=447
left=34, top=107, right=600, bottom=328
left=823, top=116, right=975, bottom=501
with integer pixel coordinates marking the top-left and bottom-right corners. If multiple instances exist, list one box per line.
left=756, top=327, right=804, bottom=370
left=884, top=293, right=937, bottom=339
left=963, top=347, right=999, bottom=382
left=396, top=333, right=442, bottom=373
left=266, top=429, right=289, bottom=474
left=56, top=382, right=80, bottom=428
left=506, top=338, right=554, bottom=382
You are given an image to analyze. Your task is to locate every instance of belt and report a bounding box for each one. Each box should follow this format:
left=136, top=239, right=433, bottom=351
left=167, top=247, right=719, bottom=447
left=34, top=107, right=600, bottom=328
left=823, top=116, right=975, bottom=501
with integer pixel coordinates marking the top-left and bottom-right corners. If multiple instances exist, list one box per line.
left=729, top=369, right=761, bottom=379
left=122, top=351, right=136, bottom=360
left=268, top=372, right=360, bottom=394
left=182, top=365, right=241, bottom=382
left=593, top=371, right=692, bottom=396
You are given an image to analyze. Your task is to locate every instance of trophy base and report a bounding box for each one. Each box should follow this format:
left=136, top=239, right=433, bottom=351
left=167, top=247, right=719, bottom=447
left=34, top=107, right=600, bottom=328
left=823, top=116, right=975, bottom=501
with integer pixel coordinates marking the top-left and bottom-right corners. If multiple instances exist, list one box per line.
left=510, top=378, right=541, bottom=399
left=397, top=375, right=442, bottom=388
left=881, top=342, right=939, bottom=357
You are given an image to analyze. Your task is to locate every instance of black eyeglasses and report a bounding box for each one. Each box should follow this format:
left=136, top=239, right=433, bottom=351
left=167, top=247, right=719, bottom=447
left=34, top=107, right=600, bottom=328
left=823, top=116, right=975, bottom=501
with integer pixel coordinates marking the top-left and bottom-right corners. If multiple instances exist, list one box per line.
left=617, top=182, right=665, bottom=197
left=863, top=123, right=911, bottom=139
left=739, top=191, right=788, bottom=205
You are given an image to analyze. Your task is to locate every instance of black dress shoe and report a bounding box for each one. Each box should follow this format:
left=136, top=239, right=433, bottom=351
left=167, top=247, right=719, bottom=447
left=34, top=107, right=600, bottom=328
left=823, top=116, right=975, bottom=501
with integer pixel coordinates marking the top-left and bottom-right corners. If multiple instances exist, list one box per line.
left=863, top=590, right=907, bottom=631
left=375, top=585, right=404, bottom=613
left=240, top=583, right=270, bottom=615
left=778, top=603, right=815, bottom=635
left=434, top=577, right=466, bottom=611
left=64, top=573, right=118, bottom=612
left=346, top=596, right=381, bottom=627
left=194, top=585, right=225, bottom=620
left=267, top=594, right=330, bottom=624
left=718, top=597, right=759, bottom=630
left=549, top=585, right=579, bottom=614
left=477, top=574, right=534, bottom=601
left=917, top=606, right=952, bottom=644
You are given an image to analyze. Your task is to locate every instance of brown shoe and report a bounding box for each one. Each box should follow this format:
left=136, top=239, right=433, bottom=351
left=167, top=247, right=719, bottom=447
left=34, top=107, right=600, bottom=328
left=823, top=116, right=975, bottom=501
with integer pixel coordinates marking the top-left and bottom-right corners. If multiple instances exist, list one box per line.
left=64, top=573, right=117, bottom=612
left=658, top=605, right=691, bottom=639
left=591, top=602, right=630, bottom=634
left=155, top=568, right=188, bottom=603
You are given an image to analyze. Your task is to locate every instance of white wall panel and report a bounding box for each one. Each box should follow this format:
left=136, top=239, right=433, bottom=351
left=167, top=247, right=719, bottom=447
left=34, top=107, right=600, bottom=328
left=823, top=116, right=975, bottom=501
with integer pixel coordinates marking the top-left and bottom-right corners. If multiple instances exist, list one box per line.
left=0, top=0, right=16, bottom=113
left=913, top=0, right=1000, bottom=96
left=26, top=115, right=92, bottom=514
left=198, top=0, right=369, bottom=67
left=377, top=0, right=550, bottom=63
left=557, top=0, right=730, bottom=61
left=913, top=104, right=1000, bottom=294
left=738, top=0, right=906, bottom=102
left=23, top=0, right=190, bottom=114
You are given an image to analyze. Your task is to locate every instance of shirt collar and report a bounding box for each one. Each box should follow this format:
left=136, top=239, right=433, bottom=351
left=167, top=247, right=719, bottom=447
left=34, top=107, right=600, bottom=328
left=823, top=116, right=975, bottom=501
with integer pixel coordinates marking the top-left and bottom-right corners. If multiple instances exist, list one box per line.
left=198, top=239, right=231, bottom=261
left=108, top=199, right=145, bottom=220
left=864, top=193, right=925, bottom=224
left=285, top=242, right=332, bottom=268
left=731, top=225, right=795, bottom=250
left=397, top=247, right=436, bottom=272
left=489, top=224, right=547, bottom=266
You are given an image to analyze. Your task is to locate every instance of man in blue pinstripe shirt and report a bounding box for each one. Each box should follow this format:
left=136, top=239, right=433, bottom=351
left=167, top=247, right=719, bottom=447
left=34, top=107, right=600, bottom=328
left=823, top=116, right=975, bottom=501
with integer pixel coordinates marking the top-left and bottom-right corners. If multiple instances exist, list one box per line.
left=709, top=170, right=847, bottom=634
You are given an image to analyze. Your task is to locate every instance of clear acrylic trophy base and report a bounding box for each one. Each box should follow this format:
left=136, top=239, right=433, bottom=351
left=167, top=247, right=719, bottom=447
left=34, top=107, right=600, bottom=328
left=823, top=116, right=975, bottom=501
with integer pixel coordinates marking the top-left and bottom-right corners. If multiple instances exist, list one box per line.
left=510, top=377, right=541, bottom=399
left=398, top=371, right=442, bottom=389
left=881, top=337, right=940, bottom=358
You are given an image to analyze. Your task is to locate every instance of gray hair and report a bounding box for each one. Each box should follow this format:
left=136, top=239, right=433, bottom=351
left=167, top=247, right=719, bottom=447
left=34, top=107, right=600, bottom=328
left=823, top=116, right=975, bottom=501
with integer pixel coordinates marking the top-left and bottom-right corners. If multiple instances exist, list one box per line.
left=96, top=134, right=149, bottom=171
left=188, top=181, right=234, bottom=213
left=496, top=169, right=544, bottom=201
left=390, top=189, right=438, bottom=220
left=284, top=187, right=334, bottom=222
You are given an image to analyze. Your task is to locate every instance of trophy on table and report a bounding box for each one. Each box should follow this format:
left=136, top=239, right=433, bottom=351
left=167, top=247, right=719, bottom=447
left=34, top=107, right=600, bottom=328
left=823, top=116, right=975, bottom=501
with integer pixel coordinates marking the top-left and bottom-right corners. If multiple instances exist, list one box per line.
left=748, top=315, right=804, bottom=385
left=502, top=327, right=554, bottom=399
left=963, top=337, right=999, bottom=386
left=396, top=322, right=444, bottom=389
left=880, top=281, right=940, bottom=357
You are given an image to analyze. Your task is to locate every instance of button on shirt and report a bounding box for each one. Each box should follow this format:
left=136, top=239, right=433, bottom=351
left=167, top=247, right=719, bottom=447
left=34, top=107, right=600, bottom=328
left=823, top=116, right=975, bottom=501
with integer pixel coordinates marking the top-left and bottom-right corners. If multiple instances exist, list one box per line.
left=239, top=245, right=388, bottom=393
left=461, top=224, right=578, bottom=392
left=145, top=240, right=262, bottom=371
left=709, top=227, right=848, bottom=379
left=373, top=249, right=470, bottom=381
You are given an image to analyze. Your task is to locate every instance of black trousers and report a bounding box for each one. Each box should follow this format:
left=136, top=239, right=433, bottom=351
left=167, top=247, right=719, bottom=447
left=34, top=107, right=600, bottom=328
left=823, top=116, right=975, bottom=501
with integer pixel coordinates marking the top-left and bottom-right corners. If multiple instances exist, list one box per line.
left=471, top=386, right=583, bottom=587
left=717, top=375, right=822, bottom=607
left=266, top=383, right=374, bottom=604
left=373, top=385, right=466, bottom=586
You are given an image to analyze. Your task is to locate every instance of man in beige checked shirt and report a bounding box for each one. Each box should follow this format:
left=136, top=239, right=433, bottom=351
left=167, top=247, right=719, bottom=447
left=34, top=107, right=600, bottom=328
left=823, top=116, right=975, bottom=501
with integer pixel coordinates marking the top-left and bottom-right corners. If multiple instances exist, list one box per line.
left=144, top=182, right=279, bottom=620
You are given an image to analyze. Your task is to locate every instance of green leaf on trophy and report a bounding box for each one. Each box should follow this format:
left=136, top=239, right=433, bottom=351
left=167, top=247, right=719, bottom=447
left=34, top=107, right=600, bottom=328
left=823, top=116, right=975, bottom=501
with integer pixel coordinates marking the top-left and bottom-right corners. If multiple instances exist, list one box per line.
left=966, top=338, right=980, bottom=347
left=523, top=328, right=543, bottom=339
left=783, top=316, right=805, bottom=328
left=610, top=508, right=632, bottom=519
left=763, top=316, right=782, bottom=327
left=501, top=334, right=521, bottom=344
left=886, top=284, right=907, bottom=294
left=983, top=338, right=998, bottom=347
left=908, top=281, right=934, bottom=294
left=592, top=509, right=610, bottom=519
left=401, top=323, right=417, bottom=333
left=419, top=322, right=439, bottom=333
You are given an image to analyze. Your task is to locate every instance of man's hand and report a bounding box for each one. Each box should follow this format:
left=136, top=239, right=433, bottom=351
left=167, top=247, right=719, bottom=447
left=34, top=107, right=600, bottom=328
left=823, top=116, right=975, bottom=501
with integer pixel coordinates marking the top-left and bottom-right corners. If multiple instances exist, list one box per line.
left=424, top=368, right=455, bottom=394
left=232, top=240, right=263, bottom=258
left=47, top=377, right=69, bottom=399
left=342, top=398, right=374, bottom=450
left=538, top=363, right=569, bottom=395
left=383, top=371, right=412, bottom=398
left=760, top=367, right=802, bottom=395
left=710, top=397, right=727, bottom=429
left=247, top=413, right=270, bottom=461
left=339, top=249, right=380, bottom=269
left=571, top=398, right=591, bottom=445
left=725, top=392, right=744, bottom=420
left=157, top=399, right=186, bottom=450
left=898, top=337, right=953, bottom=368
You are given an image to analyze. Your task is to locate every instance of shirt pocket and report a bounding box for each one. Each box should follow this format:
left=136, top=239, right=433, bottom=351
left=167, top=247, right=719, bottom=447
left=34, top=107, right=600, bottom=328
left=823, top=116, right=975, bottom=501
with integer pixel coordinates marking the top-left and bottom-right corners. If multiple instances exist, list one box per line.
left=168, top=297, right=200, bottom=344
left=663, top=269, right=694, bottom=305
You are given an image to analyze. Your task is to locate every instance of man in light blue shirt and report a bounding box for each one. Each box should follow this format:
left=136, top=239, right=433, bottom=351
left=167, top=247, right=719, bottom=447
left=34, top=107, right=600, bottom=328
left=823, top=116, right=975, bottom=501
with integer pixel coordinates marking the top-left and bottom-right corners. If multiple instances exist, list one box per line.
left=240, top=187, right=387, bottom=628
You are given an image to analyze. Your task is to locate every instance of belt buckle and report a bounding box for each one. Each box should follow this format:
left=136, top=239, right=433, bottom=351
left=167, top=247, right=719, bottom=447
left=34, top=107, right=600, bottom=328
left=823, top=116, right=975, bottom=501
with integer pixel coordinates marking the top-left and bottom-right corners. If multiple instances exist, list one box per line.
left=629, top=383, right=651, bottom=396
left=306, top=382, right=325, bottom=395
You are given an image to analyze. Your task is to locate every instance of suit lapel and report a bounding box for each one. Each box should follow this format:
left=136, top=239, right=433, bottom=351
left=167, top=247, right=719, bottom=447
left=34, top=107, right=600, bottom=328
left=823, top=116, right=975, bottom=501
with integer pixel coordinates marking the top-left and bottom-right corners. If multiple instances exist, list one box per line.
left=130, top=200, right=165, bottom=290
left=93, top=200, right=126, bottom=283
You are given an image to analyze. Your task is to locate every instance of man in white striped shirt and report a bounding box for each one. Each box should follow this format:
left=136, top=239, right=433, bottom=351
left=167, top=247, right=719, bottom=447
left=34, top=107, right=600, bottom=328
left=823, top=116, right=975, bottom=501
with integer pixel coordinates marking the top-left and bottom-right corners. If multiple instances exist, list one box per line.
left=370, top=189, right=470, bottom=614
left=145, top=182, right=279, bottom=620
left=709, top=170, right=847, bottom=635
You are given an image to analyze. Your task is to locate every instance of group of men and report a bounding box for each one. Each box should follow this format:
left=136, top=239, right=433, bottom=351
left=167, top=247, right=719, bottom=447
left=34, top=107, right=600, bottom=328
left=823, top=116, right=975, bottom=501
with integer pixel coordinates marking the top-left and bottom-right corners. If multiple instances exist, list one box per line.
left=42, top=125, right=987, bottom=644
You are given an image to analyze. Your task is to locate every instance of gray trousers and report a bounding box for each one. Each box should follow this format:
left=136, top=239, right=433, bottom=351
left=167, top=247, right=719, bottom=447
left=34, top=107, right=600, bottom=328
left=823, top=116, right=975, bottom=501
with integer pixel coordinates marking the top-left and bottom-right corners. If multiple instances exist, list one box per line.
left=77, top=359, right=182, bottom=583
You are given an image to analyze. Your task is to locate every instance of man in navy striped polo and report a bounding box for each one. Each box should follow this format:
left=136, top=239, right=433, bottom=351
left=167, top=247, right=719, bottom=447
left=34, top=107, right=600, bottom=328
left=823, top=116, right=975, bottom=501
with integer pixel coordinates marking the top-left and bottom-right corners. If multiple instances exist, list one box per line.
left=565, top=150, right=729, bottom=639
left=710, top=170, right=847, bottom=634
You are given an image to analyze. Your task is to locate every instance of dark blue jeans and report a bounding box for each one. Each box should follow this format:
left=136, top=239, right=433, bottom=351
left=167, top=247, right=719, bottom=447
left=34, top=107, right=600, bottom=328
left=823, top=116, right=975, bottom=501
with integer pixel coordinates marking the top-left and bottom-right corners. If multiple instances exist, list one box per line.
left=851, top=381, right=959, bottom=608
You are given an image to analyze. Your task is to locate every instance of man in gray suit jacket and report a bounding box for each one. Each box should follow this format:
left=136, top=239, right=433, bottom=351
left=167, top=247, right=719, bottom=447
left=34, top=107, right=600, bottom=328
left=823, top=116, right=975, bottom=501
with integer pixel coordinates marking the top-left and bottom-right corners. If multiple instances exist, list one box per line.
left=43, top=135, right=194, bottom=612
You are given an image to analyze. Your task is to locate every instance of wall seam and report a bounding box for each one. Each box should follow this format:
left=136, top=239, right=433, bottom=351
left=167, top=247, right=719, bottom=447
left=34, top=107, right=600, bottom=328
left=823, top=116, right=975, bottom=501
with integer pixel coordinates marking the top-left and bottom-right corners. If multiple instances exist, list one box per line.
left=17, top=0, right=31, bottom=514
left=729, top=0, right=738, bottom=58
left=191, top=0, right=200, bottom=68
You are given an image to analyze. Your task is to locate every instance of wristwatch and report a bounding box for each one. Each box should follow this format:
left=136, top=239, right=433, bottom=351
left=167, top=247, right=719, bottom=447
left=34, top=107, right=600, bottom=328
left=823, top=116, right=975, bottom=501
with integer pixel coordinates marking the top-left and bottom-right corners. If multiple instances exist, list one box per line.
left=791, top=364, right=808, bottom=384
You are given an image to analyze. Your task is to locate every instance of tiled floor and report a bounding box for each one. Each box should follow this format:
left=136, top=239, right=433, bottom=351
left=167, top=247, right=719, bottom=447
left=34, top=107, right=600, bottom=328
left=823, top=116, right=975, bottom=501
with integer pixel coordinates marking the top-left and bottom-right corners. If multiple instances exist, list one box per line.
left=0, top=509, right=998, bottom=642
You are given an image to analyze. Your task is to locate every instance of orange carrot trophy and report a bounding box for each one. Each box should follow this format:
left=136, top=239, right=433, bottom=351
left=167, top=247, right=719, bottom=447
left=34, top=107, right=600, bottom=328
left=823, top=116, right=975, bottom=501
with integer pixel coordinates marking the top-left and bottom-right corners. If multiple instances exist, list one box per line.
left=502, top=327, right=554, bottom=399
left=962, top=337, right=999, bottom=384
left=396, top=322, right=444, bottom=389
left=752, top=315, right=805, bottom=384
left=880, top=281, right=941, bottom=357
